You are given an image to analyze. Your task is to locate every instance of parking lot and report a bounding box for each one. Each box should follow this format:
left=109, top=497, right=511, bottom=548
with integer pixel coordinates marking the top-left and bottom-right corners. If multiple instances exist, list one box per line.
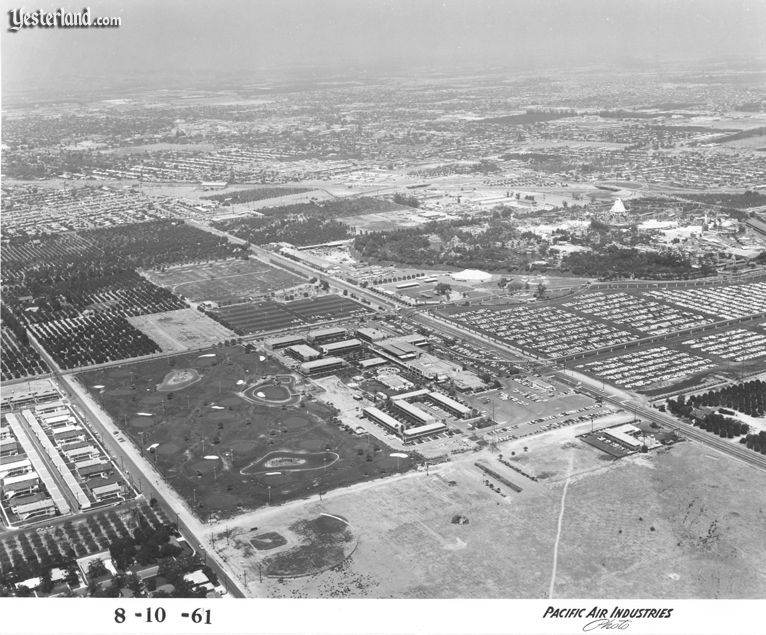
left=444, top=304, right=636, bottom=358
left=576, top=346, right=716, bottom=392
left=563, top=291, right=713, bottom=335
left=681, top=328, right=766, bottom=362
left=463, top=375, right=611, bottom=440
left=645, top=281, right=766, bottom=320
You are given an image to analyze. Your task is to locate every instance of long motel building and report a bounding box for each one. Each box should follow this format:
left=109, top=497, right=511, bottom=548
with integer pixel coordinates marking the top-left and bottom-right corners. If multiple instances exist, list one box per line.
left=0, top=436, right=20, bottom=457
left=0, top=456, right=32, bottom=480
left=8, top=493, right=57, bottom=521
left=363, top=404, right=448, bottom=442
left=2, top=472, right=40, bottom=499
left=299, top=356, right=345, bottom=375
left=319, top=338, right=362, bottom=356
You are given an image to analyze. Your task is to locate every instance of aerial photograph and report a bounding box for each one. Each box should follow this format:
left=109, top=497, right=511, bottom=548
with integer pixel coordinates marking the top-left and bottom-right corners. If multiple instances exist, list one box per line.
left=1, top=0, right=765, bottom=628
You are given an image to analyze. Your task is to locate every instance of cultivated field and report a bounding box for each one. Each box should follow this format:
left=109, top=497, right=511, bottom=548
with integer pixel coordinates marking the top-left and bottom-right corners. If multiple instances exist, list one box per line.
left=127, top=308, right=238, bottom=352
left=212, top=294, right=374, bottom=335
left=79, top=345, right=412, bottom=520
left=217, top=441, right=766, bottom=598
left=144, top=259, right=305, bottom=303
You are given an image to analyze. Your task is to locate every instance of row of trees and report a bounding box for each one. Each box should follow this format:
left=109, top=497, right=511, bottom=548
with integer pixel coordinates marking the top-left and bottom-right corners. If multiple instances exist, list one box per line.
left=740, top=431, right=766, bottom=454
left=692, top=412, right=749, bottom=438
left=667, top=395, right=752, bottom=440
left=563, top=246, right=713, bottom=280
left=217, top=216, right=352, bottom=247
left=31, top=313, right=161, bottom=369
left=681, top=380, right=765, bottom=418
left=203, top=186, right=311, bottom=204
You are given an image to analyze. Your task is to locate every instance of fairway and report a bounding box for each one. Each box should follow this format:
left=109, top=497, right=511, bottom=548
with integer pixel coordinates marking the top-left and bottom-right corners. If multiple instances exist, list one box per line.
left=79, top=345, right=413, bottom=520
left=145, top=259, right=305, bottom=303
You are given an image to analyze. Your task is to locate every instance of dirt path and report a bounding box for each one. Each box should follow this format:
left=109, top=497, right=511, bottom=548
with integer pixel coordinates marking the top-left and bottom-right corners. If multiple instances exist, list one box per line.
left=548, top=454, right=574, bottom=598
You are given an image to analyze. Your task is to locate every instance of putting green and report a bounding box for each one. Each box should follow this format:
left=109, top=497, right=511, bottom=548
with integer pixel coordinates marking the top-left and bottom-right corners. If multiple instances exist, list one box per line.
left=157, top=368, right=202, bottom=392
left=241, top=450, right=339, bottom=475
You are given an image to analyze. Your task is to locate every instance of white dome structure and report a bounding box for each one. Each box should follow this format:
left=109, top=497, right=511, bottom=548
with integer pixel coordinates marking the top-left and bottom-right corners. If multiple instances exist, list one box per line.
left=450, top=269, right=493, bottom=282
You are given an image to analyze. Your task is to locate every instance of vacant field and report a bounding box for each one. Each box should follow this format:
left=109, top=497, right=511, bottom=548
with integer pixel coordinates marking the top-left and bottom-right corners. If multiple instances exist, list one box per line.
left=79, top=345, right=412, bottom=520
left=127, top=308, right=238, bottom=352
left=212, top=294, right=373, bottom=335
left=145, top=260, right=304, bottom=303
left=218, top=441, right=766, bottom=598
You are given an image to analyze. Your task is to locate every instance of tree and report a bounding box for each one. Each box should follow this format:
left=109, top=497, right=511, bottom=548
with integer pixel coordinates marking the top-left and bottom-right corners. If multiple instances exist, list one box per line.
left=65, top=563, right=80, bottom=587
left=435, top=282, right=452, bottom=296
left=87, top=559, right=108, bottom=580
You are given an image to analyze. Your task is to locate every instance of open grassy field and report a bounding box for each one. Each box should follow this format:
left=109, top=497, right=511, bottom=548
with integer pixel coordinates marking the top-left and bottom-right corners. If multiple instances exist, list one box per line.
left=144, top=259, right=304, bottom=303
left=127, top=308, right=238, bottom=352
left=79, top=345, right=412, bottom=520
left=217, top=440, right=766, bottom=598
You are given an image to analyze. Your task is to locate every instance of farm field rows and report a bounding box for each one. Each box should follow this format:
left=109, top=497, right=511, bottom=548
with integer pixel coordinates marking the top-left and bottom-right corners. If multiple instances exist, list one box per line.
left=144, top=259, right=305, bottom=303
left=2, top=220, right=249, bottom=378
left=211, top=294, right=374, bottom=335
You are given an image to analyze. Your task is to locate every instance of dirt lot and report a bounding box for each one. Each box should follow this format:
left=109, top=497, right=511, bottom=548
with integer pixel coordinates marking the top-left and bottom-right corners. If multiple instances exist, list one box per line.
left=128, top=308, right=237, bottom=352
left=213, top=440, right=766, bottom=598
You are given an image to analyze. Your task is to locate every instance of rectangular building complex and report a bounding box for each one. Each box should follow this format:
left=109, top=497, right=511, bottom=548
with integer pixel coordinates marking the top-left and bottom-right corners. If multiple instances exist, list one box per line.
left=362, top=406, right=404, bottom=435
left=390, top=399, right=435, bottom=424
left=320, top=339, right=362, bottom=356
left=427, top=392, right=472, bottom=418
left=299, top=357, right=345, bottom=375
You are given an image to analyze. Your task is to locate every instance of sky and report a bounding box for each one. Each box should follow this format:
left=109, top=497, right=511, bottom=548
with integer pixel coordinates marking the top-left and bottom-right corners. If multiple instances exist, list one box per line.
left=2, top=0, right=765, bottom=98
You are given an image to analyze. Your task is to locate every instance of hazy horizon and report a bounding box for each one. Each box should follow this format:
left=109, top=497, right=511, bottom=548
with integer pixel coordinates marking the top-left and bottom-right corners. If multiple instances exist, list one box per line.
left=3, top=0, right=766, bottom=102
